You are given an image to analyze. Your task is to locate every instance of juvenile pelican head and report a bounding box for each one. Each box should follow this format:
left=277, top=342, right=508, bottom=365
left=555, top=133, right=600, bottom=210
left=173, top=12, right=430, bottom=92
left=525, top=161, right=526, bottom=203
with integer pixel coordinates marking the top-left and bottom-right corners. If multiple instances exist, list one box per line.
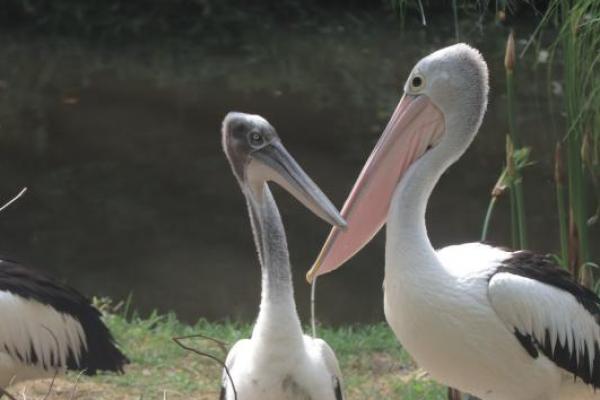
left=222, top=112, right=346, bottom=228
left=307, top=44, right=489, bottom=281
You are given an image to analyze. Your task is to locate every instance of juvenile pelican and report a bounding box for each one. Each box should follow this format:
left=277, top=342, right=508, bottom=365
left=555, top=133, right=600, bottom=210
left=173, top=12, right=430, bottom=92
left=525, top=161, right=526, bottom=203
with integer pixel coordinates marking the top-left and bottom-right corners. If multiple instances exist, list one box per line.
left=307, top=44, right=600, bottom=400
left=221, top=112, right=345, bottom=400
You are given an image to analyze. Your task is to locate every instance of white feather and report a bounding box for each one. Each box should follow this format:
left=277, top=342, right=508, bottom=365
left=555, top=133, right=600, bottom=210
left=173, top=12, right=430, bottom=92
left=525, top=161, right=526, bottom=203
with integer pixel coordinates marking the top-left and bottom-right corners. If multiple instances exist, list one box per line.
left=489, top=272, right=600, bottom=370
left=0, top=291, right=86, bottom=386
left=221, top=333, right=343, bottom=400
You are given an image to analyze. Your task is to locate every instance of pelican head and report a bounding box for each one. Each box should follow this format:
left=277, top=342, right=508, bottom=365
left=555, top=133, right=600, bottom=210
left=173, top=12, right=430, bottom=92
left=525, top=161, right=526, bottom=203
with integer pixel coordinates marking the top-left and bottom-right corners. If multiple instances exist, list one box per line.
left=307, top=43, right=489, bottom=281
left=222, top=112, right=346, bottom=228
left=405, top=43, right=489, bottom=156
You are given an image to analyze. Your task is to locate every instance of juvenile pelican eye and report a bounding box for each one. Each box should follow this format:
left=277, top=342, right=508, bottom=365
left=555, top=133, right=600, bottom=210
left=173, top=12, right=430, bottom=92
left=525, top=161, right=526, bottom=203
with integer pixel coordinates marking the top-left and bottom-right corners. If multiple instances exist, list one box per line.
left=410, top=75, right=424, bottom=91
left=249, top=131, right=264, bottom=147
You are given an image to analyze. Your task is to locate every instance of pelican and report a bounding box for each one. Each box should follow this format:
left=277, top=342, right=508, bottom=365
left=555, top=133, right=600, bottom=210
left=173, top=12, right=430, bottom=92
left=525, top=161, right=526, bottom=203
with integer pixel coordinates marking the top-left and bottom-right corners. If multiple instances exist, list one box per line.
left=0, top=257, right=128, bottom=390
left=306, top=43, right=600, bottom=400
left=220, top=112, right=345, bottom=400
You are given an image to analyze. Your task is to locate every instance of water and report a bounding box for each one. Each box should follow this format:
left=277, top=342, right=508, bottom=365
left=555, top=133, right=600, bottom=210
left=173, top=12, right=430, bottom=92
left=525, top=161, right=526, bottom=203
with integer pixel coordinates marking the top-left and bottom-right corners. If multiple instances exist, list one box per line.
left=0, top=16, right=596, bottom=325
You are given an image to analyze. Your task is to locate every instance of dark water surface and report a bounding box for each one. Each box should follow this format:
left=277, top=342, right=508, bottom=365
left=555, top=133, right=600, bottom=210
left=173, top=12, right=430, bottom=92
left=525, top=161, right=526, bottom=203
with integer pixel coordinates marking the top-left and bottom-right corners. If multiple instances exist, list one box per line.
left=0, top=16, right=596, bottom=325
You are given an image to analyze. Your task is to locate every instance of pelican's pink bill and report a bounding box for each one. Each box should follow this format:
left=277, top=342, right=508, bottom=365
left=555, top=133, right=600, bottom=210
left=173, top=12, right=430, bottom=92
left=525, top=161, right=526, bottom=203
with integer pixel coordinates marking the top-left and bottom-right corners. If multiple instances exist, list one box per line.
left=306, top=94, right=445, bottom=282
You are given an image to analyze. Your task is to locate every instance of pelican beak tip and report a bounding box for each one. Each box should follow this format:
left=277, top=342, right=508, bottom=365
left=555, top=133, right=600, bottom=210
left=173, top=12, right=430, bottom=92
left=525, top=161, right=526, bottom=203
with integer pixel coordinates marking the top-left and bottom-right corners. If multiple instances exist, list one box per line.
left=306, top=260, right=323, bottom=283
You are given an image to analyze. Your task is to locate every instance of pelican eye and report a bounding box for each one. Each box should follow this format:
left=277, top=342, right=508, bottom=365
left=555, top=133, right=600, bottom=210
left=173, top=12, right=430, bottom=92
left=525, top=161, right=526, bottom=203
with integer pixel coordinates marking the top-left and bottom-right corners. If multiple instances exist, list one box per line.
left=248, top=131, right=264, bottom=147
left=410, top=75, right=425, bottom=91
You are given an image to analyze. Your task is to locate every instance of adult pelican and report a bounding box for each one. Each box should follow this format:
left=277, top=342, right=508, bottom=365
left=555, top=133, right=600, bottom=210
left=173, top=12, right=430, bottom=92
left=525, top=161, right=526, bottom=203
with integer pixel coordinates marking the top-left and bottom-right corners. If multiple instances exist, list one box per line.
left=220, top=112, right=345, bottom=400
left=306, top=44, right=600, bottom=400
left=0, top=257, right=128, bottom=390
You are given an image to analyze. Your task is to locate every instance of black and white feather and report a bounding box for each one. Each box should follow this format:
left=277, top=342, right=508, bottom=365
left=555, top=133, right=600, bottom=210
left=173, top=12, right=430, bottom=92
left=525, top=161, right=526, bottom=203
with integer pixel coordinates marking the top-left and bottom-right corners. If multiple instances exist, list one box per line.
left=0, top=258, right=128, bottom=387
left=489, top=251, right=600, bottom=388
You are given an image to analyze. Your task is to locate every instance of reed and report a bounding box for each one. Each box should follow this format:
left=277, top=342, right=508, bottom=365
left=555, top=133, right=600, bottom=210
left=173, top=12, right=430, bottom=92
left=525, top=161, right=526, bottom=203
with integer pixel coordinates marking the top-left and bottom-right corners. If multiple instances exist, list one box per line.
left=481, top=138, right=531, bottom=243
left=389, top=0, right=427, bottom=26
left=504, top=30, right=529, bottom=249
left=543, top=0, right=599, bottom=285
left=452, top=0, right=460, bottom=40
left=554, top=143, right=569, bottom=267
left=481, top=31, right=532, bottom=249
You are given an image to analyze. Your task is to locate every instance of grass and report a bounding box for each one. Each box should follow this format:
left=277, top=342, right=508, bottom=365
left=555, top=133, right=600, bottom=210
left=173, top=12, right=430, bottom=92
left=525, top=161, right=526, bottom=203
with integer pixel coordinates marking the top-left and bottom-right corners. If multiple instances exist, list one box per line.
left=7, top=300, right=446, bottom=400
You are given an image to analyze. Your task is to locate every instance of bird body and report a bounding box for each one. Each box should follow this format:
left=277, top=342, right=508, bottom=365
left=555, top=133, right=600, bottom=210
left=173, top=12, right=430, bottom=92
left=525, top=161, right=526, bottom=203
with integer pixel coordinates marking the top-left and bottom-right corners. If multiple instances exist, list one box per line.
left=385, top=241, right=600, bottom=400
left=308, top=44, right=600, bottom=399
left=221, top=113, right=344, bottom=400
left=0, top=259, right=127, bottom=388
left=225, top=334, right=342, bottom=400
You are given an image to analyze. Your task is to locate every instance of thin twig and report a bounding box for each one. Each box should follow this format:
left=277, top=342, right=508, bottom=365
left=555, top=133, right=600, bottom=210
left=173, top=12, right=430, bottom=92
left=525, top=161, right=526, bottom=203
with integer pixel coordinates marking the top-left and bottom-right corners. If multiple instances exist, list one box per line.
left=173, top=333, right=228, bottom=356
left=416, top=0, right=427, bottom=26
left=42, top=371, right=58, bottom=400
left=0, top=388, right=18, bottom=400
left=0, top=187, right=27, bottom=213
left=41, top=325, right=61, bottom=362
left=519, top=1, right=558, bottom=58
left=69, top=370, right=86, bottom=400
left=172, top=336, right=237, bottom=400
left=41, top=325, right=63, bottom=399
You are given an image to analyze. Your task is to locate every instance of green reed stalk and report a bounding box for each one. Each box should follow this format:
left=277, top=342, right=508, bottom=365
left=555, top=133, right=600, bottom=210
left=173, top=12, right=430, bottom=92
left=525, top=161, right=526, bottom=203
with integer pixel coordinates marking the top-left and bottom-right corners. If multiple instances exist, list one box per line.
left=505, top=30, right=528, bottom=249
left=509, top=185, right=519, bottom=248
left=452, top=0, right=460, bottom=41
left=481, top=141, right=531, bottom=244
left=555, top=143, right=569, bottom=267
left=481, top=196, right=498, bottom=242
left=523, top=0, right=599, bottom=282
left=481, top=168, right=506, bottom=243
left=559, top=0, right=594, bottom=285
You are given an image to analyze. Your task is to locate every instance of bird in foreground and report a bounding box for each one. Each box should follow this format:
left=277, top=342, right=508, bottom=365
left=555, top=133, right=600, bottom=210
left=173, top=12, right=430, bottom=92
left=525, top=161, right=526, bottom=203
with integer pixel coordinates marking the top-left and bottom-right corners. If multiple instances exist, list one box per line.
left=221, top=112, right=345, bottom=400
left=306, top=43, right=600, bottom=400
left=0, top=257, right=128, bottom=391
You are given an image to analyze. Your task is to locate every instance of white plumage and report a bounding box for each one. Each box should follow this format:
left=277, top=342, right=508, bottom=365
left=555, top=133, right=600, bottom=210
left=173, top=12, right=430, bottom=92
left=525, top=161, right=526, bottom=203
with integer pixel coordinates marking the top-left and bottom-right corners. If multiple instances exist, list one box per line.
left=0, top=259, right=128, bottom=389
left=221, top=113, right=344, bottom=400
left=308, top=44, right=600, bottom=399
left=489, top=273, right=600, bottom=367
left=0, top=292, right=86, bottom=385
left=386, top=242, right=600, bottom=399
left=223, top=332, right=342, bottom=400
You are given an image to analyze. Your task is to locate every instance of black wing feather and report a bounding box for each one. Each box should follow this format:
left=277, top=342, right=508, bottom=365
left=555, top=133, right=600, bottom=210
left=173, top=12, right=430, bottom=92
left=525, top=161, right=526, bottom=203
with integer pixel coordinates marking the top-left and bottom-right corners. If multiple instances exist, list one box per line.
left=493, top=251, right=600, bottom=388
left=497, top=252, right=600, bottom=317
left=0, top=258, right=129, bottom=374
left=334, top=377, right=343, bottom=400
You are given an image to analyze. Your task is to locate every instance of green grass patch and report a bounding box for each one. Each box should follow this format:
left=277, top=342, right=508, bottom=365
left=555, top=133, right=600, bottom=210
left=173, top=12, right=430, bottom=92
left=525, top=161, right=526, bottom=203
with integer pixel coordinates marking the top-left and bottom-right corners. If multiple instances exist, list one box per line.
left=10, top=300, right=445, bottom=399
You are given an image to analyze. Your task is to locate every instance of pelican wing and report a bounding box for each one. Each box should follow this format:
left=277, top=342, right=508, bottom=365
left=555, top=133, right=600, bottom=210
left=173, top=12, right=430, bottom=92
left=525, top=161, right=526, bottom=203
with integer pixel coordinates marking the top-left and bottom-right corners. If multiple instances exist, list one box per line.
left=488, top=252, right=600, bottom=388
left=0, top=259, right=128, bottom=375
left=220, top=338, right=250, bottom=400
left=313, top=338, right=344, bottom=400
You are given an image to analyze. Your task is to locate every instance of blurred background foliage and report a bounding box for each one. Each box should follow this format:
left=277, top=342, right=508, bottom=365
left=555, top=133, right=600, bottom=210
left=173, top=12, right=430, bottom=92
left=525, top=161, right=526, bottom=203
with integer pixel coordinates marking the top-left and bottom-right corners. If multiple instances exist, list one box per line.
left=0, top=1, right=551, bottom=41
left=0, top=0, right=596, bottom=324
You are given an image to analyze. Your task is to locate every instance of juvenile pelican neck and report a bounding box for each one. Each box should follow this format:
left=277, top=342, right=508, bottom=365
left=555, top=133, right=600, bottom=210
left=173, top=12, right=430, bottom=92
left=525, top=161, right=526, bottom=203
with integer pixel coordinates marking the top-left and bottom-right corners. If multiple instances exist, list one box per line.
left=244, top=183, right=303, bottom=341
